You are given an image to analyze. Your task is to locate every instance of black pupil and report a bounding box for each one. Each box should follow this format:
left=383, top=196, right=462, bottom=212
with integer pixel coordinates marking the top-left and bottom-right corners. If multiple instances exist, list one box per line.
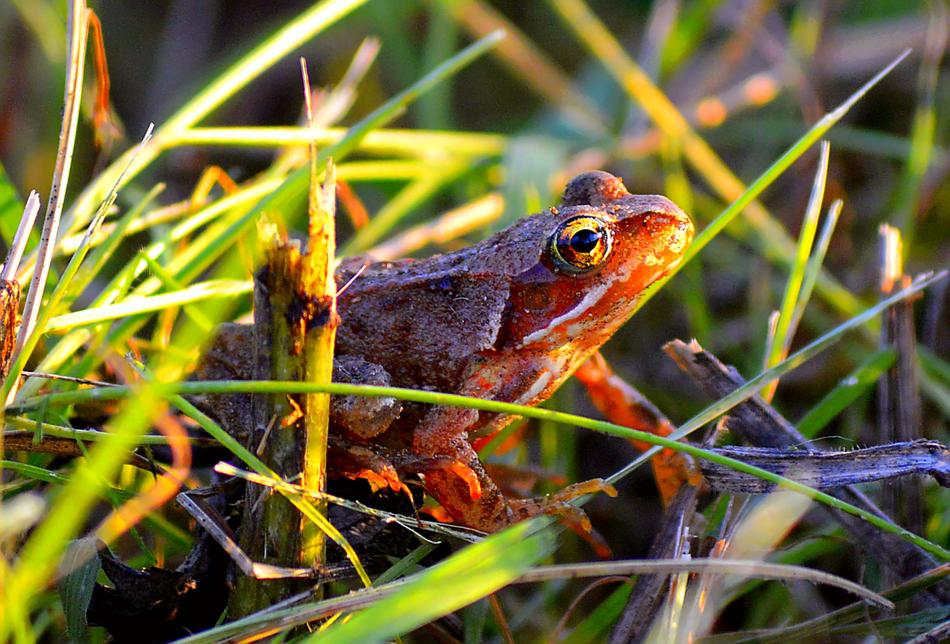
left=570, top=228, right=601, bottom=253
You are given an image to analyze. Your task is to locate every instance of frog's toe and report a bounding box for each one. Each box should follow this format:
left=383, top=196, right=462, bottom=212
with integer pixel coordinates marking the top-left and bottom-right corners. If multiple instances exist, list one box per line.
left=508, top=478, right=618, bottom=556
left=420, top=459, right=483, bottom=501
left=328, top=440, right=411, bottom=498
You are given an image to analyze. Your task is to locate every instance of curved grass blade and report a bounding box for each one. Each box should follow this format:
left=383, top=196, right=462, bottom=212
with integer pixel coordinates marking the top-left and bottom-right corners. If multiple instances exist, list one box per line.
left=310, top=518, right=555, bottom=644
left=550, top=0, right=909, bottom=321
left=766, top=140, right=829, bottom=372
left=54, top=0, right=371, bottom=246
left=13, top=275, right=949, bottom=563
left=43, top=279, right=251, bottom=333
left=797, top=348, right=897, bottom=438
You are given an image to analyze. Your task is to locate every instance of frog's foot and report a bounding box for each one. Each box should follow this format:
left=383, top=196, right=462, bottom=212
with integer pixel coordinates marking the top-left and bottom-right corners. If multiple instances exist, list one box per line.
left=508, top=478, right=617, bottom=520
left=509, top=478, right=618, bottom=557
left=484, top=462, right=566, bottom=498
left=331, top=355, right=402, bottom=440
left=328, top=439, right=411, bottom=498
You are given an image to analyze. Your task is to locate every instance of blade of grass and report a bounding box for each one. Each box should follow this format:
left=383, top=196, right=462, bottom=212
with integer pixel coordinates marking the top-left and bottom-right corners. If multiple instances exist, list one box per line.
left=168, top=126, right=507, bottom=157
left=16, top=273, right=949, bottom=562
left=14, top=0, right=89, bottom=365
left=311, top=518, right=556, bottom=644
left=368, top=191, right=504, bottom=260
left=515, top=558, right=889, bottom=607
left=419, top=2, right=457, bottom=130
left=918, top=349, right=950, bottom=417
left=562, top=582, right=633, bottom=644
left=341, top=157, right=472, bottom=254
left=614, top=50, right=911, bottom=329
left=767, top=141, right=829, bottom=368
left=4, top=125, right=154, bottom=403
left=65, top=184, right=164, bottom=304
left=550, top=0, right=909, bottom=322
left=134, top=252, right=215, bottom=333
left=49, top=0, right=371, bottom=249
left=3, top=415, right=206, bottom=447
left=372, top=543, right=438, bottom=586
left=336, top=160, right=439, bottom=182
left=796, top=348, right=897, bottom=438
left=788, top=199, right=843, bottom=336
left=43, top=279, right=251, bottom=333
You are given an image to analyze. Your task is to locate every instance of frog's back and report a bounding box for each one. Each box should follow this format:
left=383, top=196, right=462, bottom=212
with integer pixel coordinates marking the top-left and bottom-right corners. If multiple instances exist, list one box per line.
left=333, top=215, right=552, bottom=392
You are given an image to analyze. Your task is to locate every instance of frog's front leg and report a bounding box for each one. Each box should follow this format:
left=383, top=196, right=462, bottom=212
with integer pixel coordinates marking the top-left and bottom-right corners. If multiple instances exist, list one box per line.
left=412, top=404, right=514, bottom=531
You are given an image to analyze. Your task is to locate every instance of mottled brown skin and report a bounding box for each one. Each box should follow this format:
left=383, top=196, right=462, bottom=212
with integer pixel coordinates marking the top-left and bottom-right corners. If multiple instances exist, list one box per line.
left=334, top=171, right=693, bottom=530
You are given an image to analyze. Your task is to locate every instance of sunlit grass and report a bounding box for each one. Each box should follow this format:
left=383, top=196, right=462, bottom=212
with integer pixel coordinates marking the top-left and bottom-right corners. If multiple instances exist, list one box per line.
left=0, top=0, right=946, bottom=641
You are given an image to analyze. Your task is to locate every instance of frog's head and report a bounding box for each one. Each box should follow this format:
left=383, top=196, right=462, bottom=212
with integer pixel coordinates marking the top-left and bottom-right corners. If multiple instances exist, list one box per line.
left=497, top=171, right=693, bottom=357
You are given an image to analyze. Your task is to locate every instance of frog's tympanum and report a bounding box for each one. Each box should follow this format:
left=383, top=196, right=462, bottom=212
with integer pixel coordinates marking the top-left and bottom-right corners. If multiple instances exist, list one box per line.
left=202, top=171, right=693, bottom=533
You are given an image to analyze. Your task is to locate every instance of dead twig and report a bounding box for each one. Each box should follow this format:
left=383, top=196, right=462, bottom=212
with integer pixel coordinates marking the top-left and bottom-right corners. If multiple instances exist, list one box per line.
left=664, top=338, right=950, bottom=604
left=701, top=441, right=949, bottom=493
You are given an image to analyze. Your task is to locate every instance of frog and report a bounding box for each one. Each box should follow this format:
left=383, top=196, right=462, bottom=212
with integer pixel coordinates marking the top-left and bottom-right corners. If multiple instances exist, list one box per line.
left=197, top=171, right=693, bottom=534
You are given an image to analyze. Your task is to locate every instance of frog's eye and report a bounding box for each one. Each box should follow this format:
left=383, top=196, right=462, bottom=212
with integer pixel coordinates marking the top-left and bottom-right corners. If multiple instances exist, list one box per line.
left=549, top=215, right=613, bottom=273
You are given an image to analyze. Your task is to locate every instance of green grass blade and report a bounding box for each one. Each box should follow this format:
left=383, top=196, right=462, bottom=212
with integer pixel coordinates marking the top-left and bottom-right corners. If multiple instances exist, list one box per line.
left=341, top=157, right=472, bottom=254
left=58, top=0, right=371, bottom=241
left=167, top=126, right=507, bottom=157
left=919, top=345, right=950, bottom=384
left=135, top=252, right=215, bottom=333
left=766, top=141, right=829, bottom=368
left=561, top=582, right=632, bottom=644
left=311, top=518, right=556, bottom=644
left=796, top=348, right=897, bottom=438
left=56, top=537, right=99, bottom=642
left=65, top=183, right=164, bottom=303
left=4, top=126, right=155, bottom=402
left=17, top=271, right=948, bottom=562
left=43, top=279, right=252, bottom=332
left=789, top=198, right=843, bottom=335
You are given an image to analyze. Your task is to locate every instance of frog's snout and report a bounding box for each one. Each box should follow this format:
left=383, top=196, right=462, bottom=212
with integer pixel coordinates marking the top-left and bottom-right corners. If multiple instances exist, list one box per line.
left=647, top=196, right=694, bottom=247
left=614, top=194, right=694, bottom=258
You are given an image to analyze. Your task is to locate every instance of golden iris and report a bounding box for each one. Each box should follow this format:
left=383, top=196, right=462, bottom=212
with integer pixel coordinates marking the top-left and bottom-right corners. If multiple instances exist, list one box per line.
left=549, top=215, right=613, bottom=273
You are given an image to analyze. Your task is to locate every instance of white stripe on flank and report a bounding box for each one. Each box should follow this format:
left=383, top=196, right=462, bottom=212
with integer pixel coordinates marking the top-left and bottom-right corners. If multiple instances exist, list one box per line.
left=513, top=369, right=553, bottom=405
left=518, top=280, right=612, bottom=347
